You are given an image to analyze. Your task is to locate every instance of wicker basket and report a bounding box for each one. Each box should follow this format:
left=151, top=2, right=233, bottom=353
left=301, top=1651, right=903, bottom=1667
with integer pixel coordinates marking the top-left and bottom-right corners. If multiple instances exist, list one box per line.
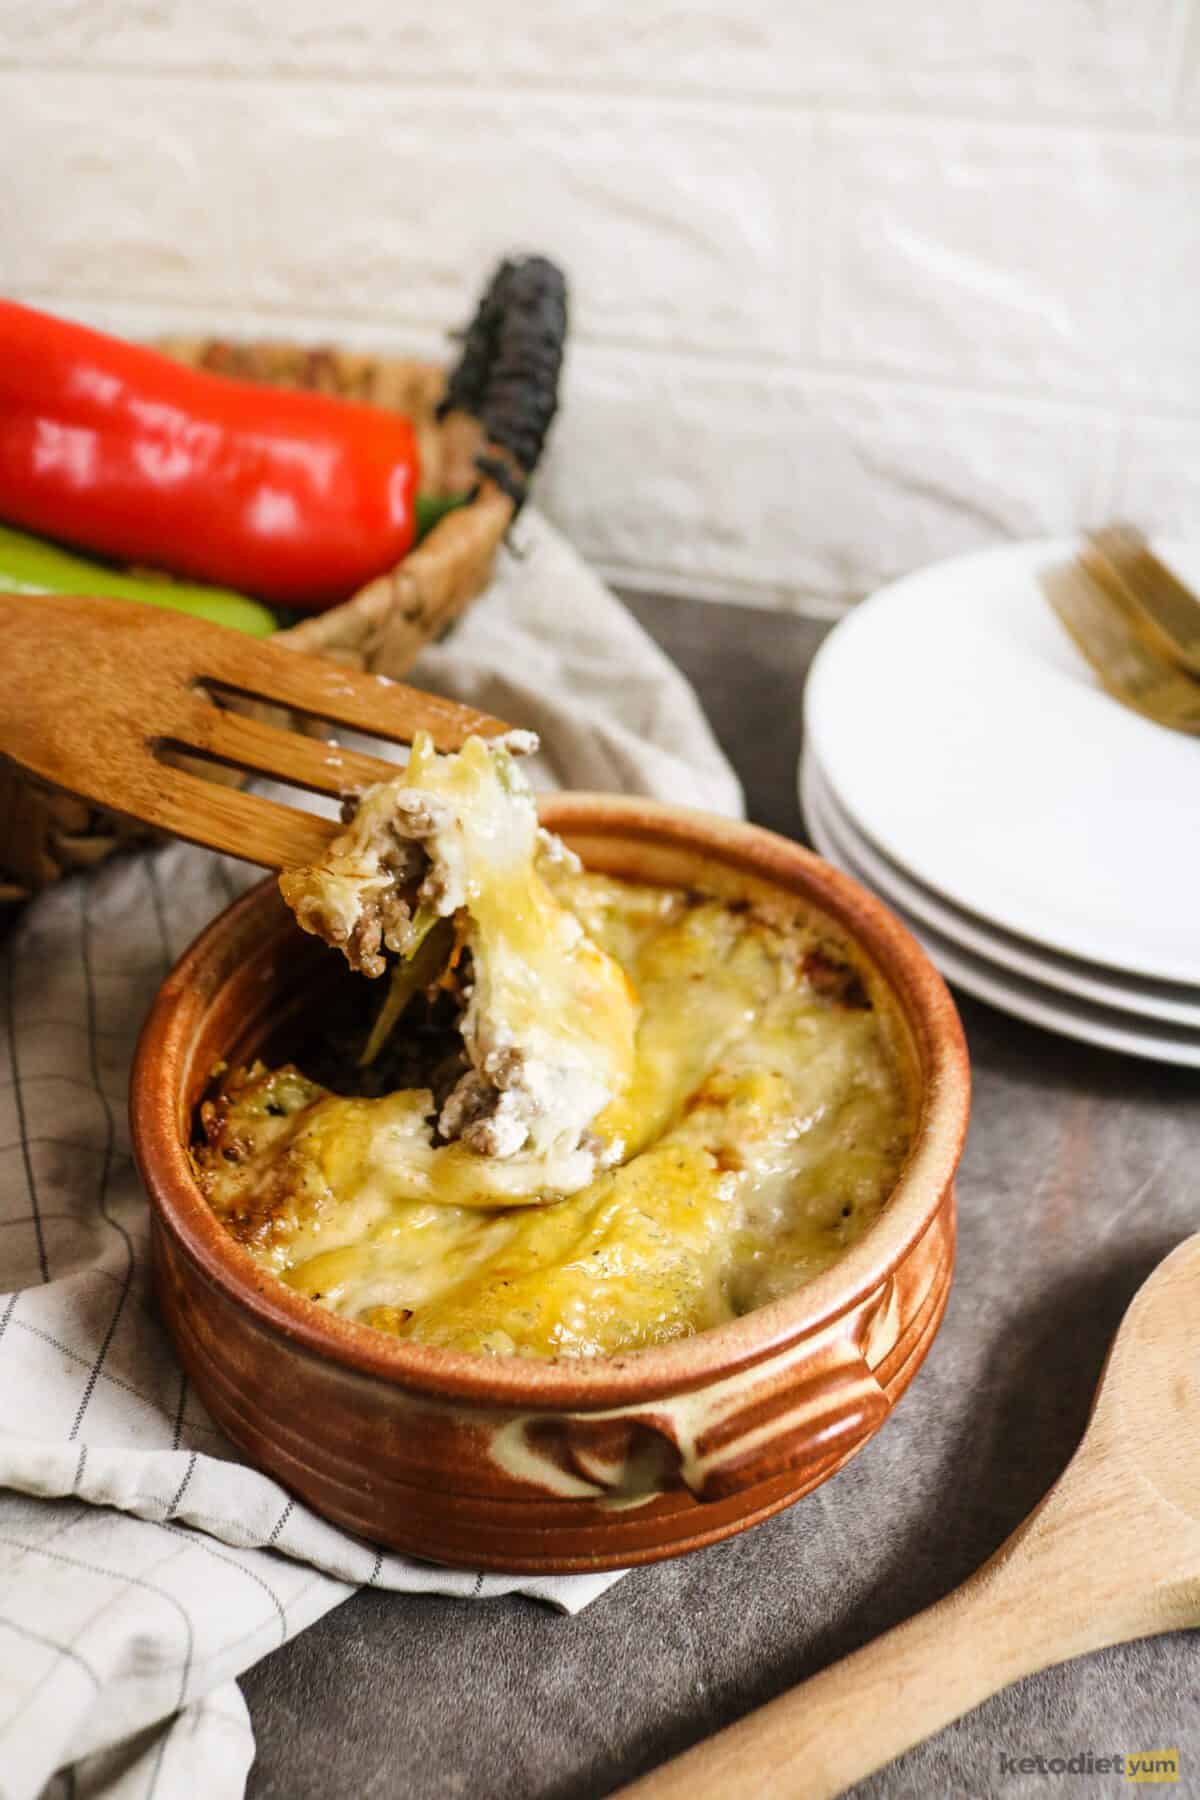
left=0, top=256, right=567, bottom=910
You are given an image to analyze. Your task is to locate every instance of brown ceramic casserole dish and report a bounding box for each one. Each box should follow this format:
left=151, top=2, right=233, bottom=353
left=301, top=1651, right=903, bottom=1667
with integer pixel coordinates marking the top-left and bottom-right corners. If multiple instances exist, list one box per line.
left=130, top=796, right=969, bottom=1573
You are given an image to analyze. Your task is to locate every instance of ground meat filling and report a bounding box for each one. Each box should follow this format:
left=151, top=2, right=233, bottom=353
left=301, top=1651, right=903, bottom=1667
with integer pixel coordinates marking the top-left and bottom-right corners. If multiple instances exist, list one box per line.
left=342, top=845, right=427, bottom=980
left=280, top=807, right=430, bottom=979
left=437, top=1050, right=528, bottom=1156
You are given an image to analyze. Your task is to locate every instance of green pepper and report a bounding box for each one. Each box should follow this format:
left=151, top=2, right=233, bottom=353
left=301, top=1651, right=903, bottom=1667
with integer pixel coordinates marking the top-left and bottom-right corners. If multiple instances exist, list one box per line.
left=360, top=915, right=455, bottom=1068
left=0, top=522, right=277, bottom=636
left=414, top=492, right=469, bottom=541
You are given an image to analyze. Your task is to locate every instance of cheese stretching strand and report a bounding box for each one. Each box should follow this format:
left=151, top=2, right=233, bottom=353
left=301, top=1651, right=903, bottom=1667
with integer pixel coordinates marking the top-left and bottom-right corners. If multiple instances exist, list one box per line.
left=280, top=732, right=638, bottom=1194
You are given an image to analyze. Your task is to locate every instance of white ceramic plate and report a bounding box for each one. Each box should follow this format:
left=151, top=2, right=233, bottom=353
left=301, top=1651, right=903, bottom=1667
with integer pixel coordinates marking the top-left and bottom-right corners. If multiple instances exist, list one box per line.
left=804, top=540, right=1200, bottom=985
left=804, top=749, right=1200, bottom=1030
left=802, top=760, right=1200, bottom=1067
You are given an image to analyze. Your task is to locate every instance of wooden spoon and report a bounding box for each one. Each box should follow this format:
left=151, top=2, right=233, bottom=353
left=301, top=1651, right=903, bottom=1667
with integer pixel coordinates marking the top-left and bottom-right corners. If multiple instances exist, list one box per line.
left=0, top=592, right=508, bottom=869
left=619, top=1234, right=1200, bottom=1800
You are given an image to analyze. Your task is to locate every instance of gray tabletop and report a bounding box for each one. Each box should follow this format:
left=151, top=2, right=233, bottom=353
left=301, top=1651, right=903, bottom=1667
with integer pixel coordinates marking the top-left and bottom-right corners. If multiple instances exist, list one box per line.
left=241, top=593, right=1199, bottom=1800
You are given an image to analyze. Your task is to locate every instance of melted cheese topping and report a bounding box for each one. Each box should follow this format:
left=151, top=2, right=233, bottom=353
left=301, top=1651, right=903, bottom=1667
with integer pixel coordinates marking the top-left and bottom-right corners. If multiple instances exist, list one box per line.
left=196, top=871, right=916, bottom=1361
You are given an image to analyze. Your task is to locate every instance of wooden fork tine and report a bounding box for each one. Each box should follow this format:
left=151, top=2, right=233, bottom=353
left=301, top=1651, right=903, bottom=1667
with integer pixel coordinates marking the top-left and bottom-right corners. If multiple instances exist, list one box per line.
left=171, top=703, right=403, bottom=798
left=132, top=761, right=339, bottom=869
left=194, top=628, right=509, bottom=751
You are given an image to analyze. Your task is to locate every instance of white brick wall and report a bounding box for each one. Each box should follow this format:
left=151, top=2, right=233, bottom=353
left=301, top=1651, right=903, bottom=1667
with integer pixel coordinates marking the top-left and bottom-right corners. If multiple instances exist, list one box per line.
left=2, top=2, right=1198, bottom=613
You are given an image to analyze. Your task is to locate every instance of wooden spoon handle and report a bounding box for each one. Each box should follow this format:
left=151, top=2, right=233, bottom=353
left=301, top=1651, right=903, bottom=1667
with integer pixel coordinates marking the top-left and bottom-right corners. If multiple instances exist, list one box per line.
left=622, top=1235, right=1200, bottom=1799
left=618, top=1477, right=1136, bottom=1800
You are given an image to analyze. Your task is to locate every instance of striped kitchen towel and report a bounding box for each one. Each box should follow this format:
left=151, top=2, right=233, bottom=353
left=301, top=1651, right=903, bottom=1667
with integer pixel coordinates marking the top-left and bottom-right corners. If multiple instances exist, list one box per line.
left=0, top=510, right=743, bottom=1800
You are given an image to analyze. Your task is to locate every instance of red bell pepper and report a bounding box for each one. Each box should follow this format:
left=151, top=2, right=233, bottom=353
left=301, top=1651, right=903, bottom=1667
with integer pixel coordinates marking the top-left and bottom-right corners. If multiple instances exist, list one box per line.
left=0, top=300, right=419, bottom=610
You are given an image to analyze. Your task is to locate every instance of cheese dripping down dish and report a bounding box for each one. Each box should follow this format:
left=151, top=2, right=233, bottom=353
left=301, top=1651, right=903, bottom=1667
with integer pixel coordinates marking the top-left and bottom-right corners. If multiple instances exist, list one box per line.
left=192, top=733, right=917, bottom=1361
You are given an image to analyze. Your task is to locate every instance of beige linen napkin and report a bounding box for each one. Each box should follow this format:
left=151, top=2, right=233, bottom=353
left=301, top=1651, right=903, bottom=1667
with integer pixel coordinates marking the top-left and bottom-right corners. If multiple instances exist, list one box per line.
left=0, top=510, right=743, bottom=1800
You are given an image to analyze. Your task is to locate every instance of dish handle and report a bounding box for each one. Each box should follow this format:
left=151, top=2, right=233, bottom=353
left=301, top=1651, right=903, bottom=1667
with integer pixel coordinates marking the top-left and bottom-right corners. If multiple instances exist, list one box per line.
left=552, top=1307, right=891, bottom=1505
left=673, top=1320, right=890, bottom=1502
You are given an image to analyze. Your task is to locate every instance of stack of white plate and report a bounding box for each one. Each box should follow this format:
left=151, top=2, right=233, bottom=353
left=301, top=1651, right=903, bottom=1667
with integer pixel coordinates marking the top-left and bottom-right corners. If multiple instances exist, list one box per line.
left=801, top=541, right=1200, bottom=1066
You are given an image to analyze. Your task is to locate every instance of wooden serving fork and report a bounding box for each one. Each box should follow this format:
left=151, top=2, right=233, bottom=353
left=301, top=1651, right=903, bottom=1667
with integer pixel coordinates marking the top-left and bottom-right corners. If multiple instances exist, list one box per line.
left=0, top=593, right=508, bottom=870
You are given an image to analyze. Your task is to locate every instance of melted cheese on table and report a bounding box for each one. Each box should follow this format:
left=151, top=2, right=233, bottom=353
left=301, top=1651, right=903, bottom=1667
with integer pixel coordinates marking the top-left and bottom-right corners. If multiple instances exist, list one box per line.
left=196, top=871, right=916, bottom=1361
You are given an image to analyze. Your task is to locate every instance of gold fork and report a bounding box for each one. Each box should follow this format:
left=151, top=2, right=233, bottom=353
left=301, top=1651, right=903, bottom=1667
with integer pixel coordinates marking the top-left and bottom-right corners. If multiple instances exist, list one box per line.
left=1084, top=524, right=1200, bottom=677
left=0, top=592, right=509, bottom=869
left=1041, top=560, right=1200, bottom=736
